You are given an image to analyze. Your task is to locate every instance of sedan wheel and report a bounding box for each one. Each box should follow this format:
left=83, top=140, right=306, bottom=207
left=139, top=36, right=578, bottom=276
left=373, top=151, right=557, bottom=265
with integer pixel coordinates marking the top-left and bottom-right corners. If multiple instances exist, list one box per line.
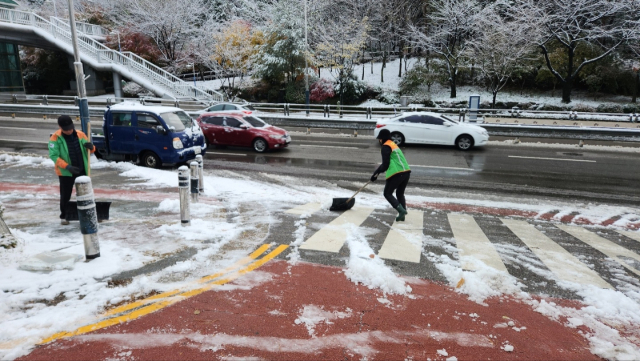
left=390, top=132, right=405, bottom=146
left=456, top=135, right=473, bottom=150
left=253, top=138, right=268, bottom=153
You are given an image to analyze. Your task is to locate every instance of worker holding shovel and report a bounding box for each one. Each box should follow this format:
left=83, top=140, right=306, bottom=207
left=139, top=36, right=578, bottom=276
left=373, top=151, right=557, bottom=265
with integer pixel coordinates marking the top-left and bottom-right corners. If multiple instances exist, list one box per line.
left=370, top=129, right=411, bottom=221
left=49, top=115, right=95, bottom=225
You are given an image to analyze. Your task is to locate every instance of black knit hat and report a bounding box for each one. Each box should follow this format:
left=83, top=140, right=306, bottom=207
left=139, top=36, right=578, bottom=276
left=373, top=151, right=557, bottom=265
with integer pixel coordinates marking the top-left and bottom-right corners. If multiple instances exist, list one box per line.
left=58, top=115, right=74, bottom=131
left=376, top=128, right=391, bottom=141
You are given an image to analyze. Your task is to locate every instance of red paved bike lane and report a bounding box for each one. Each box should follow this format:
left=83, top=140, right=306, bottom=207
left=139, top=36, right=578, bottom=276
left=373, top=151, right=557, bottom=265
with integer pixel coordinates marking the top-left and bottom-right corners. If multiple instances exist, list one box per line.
left=19, top=260, right=598, bottom=361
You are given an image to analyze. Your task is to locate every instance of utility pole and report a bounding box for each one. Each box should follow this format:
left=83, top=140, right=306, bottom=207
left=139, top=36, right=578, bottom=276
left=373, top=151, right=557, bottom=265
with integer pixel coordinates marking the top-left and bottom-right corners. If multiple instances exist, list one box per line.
left=67, top=0, right=91, bottom=143
left=304, top=0, right=310, bottom=116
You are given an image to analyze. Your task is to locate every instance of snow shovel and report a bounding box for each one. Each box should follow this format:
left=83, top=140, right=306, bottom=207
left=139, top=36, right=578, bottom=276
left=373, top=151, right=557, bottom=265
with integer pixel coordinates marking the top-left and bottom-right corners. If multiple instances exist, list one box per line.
left=65, top=201, right=112, bottom=222
left=330, top=181, right=371, bottom=211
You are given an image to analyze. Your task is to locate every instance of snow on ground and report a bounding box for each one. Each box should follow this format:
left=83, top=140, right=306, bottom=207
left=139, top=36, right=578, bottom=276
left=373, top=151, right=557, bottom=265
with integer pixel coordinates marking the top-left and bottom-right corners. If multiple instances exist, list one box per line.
left=201, top=58, right=635, bottom=109
left=2, top=154, right=640, bottom=359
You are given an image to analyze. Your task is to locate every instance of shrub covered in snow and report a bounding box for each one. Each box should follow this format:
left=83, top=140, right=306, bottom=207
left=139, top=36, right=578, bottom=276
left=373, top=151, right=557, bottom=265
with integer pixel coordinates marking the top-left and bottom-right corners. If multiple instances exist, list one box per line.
left=310, top=78, right=335, bottom=103
left=376, top=88, right=399, bottom=104
left=572, top=103, right=596, bottom=112
left=334, top=74, right=372, bottom=105
left=596, top=103, right=624, bottom=113
left=122, top=82, right=150, bottom=98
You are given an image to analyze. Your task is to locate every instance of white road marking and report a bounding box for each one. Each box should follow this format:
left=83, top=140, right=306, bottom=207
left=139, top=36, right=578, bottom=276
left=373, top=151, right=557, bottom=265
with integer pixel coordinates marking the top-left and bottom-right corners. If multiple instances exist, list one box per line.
left=0, top=138, right=45, bottom=143
left=208, top=152, right=246, bottom=156
left=411, top=165, right=475, bottom=171
left=285, top=203, right=323, bottom=216
left=508, top=155, right=596, bottom=163
left=299, top=207, right=374, bottom=253
left=617, top=230, right=640, bottom=244
left=298, top=144, right=359, bottom=149
left=448, top=213, right=507, bottom=272
left=0, top=126, right=37, bottom=130
left=557, top=225, right=640, bottom=278
left=502, top=219, right=612, bottom=289
left=378, top=211, right=423, bottom=263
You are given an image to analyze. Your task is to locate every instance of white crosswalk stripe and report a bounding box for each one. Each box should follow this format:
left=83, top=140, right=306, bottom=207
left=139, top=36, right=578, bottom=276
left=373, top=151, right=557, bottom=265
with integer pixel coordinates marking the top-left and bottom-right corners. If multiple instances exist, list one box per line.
left=617, top=230, right=640, bottom=244
left=299, top=207, right=374, bottom=253
left=285, top=203, right=640, bottom=290
left=502, top=219, right=612, bottom=289
left=285, top=203, right=323, bottom=216
left=377, top=211, right=424, bottom=263
left=447, top=213, right=508, bottom=272
left=557, top=225, right=640, bottom=278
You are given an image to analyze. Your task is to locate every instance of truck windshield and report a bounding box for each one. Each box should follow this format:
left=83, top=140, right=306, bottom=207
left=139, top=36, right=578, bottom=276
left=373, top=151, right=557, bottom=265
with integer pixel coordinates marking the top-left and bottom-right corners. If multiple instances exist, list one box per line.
left=161, top=111, right=192, bottom=131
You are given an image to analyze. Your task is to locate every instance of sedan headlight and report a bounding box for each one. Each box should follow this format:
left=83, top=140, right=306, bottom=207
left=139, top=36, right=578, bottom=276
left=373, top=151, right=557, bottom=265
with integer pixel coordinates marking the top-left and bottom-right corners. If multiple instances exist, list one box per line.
left=172, top=137, right=184, bottom=149
left=269, top=134, right=282, bottom=139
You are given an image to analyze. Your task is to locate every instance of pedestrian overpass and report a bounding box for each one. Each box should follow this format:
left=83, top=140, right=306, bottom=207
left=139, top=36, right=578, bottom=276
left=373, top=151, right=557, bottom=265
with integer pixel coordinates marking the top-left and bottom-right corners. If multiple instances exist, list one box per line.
left=0, top=8, right=223, bottom=102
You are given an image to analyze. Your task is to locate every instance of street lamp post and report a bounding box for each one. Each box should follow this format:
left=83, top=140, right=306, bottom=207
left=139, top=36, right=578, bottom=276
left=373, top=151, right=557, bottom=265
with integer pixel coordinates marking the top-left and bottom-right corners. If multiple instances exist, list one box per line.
left=189, top=63, right=197, bottom=98
left=67, top=0, right=90, bottom=139
left=304, top=0, right=310, bottom=116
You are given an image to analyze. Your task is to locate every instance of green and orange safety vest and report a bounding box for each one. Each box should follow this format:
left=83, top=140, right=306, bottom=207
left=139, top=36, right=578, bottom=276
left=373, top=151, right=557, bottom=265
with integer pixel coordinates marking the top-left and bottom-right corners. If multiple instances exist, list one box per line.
left=383, top=140, right=410, bottom=179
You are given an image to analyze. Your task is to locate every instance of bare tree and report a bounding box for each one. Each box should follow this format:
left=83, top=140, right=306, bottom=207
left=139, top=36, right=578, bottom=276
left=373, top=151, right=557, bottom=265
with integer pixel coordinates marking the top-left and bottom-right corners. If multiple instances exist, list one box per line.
left=466, top=4, right=536, bottom=108
left=408, top=0, right=480, bottom=98
left=114, top=0, right=210, bottom=71
left=313, top=0, right=369, bottom=103
left=516, top=0, right=635, bottom=103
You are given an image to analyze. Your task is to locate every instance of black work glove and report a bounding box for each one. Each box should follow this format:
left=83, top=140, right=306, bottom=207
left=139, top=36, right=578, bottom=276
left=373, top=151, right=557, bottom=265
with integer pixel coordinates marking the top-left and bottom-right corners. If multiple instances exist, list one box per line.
left=370, top=173, right=378, bottom=182
left=66, top=165, right=81, bottom=175
left=83, top=142, right=94, bottom=150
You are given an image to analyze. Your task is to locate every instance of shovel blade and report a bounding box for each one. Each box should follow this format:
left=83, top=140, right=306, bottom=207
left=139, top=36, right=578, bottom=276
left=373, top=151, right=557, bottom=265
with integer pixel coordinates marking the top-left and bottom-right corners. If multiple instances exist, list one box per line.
left=330, top=197, right=355, bottom=211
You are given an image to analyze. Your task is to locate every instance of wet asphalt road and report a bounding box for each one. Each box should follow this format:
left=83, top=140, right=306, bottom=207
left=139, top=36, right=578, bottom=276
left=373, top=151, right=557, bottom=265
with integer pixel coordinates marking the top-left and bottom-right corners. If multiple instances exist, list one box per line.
left=2, top=118, right=640, bottom=300
left=1, top=117, right=640, bottom=205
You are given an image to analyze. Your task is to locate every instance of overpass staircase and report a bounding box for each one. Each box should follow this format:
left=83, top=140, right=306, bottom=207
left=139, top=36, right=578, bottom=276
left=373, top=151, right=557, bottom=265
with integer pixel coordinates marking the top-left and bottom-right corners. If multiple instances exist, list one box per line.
left=0, top=8, right=223, bottom=103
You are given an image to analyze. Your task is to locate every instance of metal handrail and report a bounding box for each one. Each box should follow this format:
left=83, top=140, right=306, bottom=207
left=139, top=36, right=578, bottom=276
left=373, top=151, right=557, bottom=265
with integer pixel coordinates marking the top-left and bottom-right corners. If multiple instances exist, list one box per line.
left=0, top=9, right=222, bottom=102
left=50, top=17, right=109, bottom=37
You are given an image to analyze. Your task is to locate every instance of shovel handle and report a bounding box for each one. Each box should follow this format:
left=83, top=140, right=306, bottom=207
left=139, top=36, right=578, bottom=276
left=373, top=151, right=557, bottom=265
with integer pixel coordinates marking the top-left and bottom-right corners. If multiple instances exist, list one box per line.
left=346, top=181, right=371, bottom=203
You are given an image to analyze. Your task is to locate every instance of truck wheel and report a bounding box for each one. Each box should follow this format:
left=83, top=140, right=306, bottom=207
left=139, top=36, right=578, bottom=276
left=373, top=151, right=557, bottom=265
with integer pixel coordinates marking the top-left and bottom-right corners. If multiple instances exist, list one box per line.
left=141, top=152, right=161, bottom=168
left=252, top=138, right=268, bottom=153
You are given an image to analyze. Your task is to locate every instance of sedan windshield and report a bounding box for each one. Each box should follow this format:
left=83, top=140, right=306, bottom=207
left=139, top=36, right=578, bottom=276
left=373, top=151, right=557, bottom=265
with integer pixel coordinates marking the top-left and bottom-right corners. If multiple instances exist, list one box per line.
left=161, top=111, right=192, bottom=131
left=243, top=116, right=267, bottom=128
left=442, top=115, right=458, bottom=124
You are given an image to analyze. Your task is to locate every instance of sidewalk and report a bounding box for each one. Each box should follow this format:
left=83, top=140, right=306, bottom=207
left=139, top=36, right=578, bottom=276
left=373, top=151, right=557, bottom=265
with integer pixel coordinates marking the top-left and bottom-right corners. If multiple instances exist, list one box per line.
left=19, top=260, right=597, bottom=361
left=1, top=152, right=640, bottom=360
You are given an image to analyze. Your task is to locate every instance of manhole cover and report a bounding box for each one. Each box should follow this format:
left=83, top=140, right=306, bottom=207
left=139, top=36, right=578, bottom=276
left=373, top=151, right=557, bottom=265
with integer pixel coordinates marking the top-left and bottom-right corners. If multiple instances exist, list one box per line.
left=563, top=152, right=583, bottom=156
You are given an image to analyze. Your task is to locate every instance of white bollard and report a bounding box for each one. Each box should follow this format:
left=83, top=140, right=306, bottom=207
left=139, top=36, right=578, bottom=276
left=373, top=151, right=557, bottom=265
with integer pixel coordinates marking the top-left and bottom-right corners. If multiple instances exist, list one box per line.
left=196, top=155, right=204, bottom=193
left=178, top=166, right=190, bottom=226
left=190, top=161, right=199, bottom=203
left=74, top=176, right=100, bottom=259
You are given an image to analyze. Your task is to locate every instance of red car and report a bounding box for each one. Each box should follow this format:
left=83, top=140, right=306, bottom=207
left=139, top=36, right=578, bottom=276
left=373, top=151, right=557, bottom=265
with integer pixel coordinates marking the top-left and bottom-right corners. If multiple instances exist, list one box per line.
left=196, top=112, right=291, bottom=153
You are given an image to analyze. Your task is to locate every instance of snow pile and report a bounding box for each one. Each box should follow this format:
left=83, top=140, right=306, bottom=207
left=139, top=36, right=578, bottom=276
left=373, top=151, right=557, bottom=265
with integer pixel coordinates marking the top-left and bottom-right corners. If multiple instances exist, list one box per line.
left=434, top=253, right=524, bottom=305
left=0, top=153, right=53, bottom=168
left=528, top=287, right=640, bottom=360
left=343, top=225, right=411, bottom=295
left=294, top=305, right=352, bottom=337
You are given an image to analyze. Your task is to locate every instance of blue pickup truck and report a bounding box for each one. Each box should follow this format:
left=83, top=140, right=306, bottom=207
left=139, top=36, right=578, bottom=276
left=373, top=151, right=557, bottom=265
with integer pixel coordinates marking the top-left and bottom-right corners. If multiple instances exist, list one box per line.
left=93, top=102, right=207, bottom=168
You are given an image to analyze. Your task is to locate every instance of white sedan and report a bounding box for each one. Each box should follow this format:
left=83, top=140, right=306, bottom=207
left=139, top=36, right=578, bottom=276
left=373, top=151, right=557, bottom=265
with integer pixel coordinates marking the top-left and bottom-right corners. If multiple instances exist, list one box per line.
left=373, top=112, right=489, bottom=150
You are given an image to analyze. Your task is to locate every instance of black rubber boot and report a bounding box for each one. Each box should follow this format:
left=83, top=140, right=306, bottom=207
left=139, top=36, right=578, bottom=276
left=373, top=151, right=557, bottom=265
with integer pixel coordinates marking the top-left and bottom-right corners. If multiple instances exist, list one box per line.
left=396, top=204, right=408, bottom=222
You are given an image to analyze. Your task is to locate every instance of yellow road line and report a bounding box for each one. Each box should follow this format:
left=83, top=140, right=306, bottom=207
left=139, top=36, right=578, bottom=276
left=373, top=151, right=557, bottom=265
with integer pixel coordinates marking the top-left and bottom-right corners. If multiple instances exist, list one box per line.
left=40, top=244, right=288, bottom=345
left=103, top=244, right=272, bottom=317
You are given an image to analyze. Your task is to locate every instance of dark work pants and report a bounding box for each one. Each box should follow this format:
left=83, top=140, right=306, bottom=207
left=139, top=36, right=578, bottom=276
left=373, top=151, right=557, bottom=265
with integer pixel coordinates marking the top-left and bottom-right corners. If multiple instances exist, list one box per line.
left=383, top=171, right=410, bottom=209
left=59, top=176, right=77, bottom=219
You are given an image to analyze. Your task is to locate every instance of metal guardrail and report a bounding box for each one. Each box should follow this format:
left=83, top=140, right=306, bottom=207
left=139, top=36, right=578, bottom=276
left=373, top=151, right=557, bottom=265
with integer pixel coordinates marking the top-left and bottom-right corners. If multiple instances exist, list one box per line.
left=2, top=94, right=639, bottom=124
left=1, top=102, right=640, bottom=142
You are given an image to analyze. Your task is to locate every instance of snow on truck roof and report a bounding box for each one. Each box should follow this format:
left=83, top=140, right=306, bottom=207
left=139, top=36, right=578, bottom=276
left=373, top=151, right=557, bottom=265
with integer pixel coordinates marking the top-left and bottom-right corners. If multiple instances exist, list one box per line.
left=107, top=102, right=184, bottom=115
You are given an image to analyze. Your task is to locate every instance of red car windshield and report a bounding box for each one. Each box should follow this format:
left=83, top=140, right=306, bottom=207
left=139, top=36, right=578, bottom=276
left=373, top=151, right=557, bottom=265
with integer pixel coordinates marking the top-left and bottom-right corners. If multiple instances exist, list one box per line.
left=243, top=116, right=267, bottom=128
